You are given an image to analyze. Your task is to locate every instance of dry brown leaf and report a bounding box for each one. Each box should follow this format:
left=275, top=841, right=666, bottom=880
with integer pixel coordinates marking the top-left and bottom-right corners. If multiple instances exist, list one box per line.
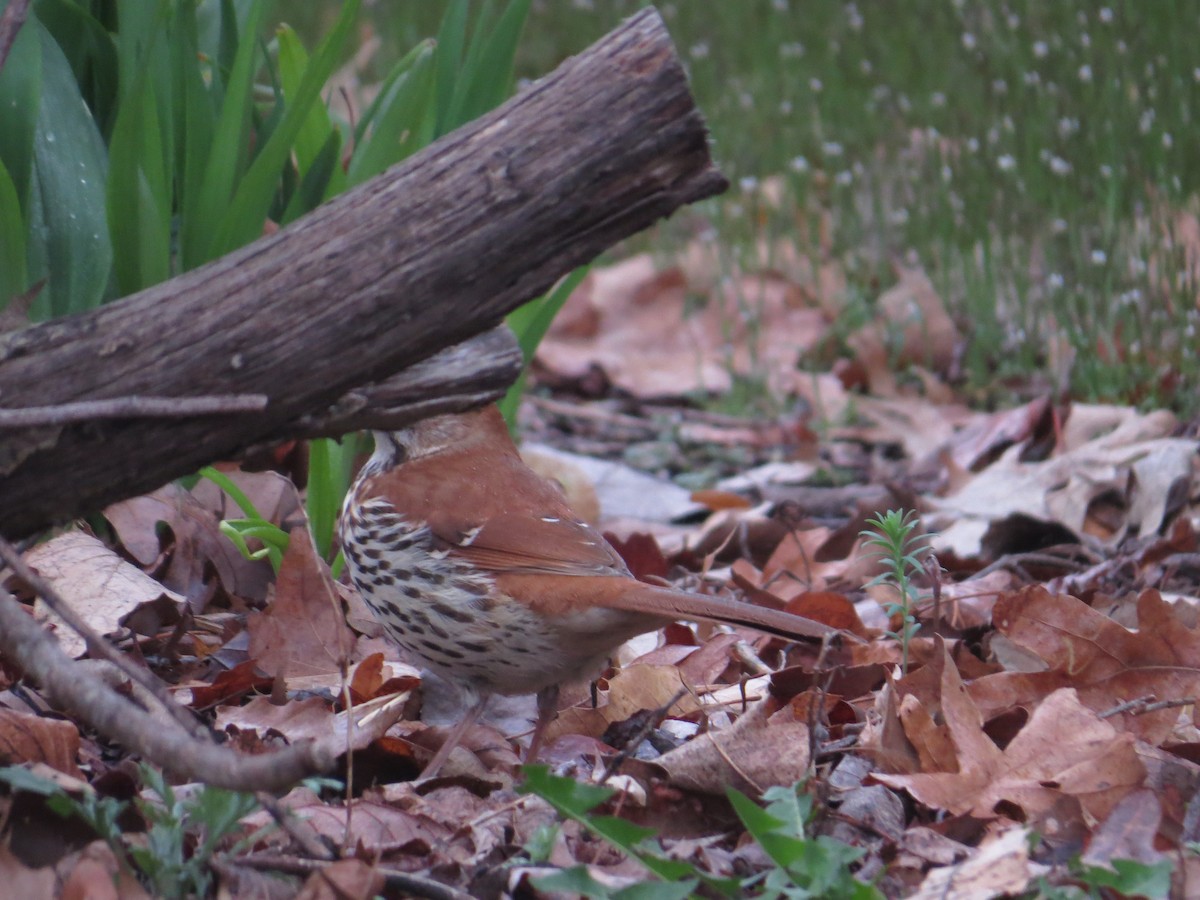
left=547, top=663, right=701, bottom=745
left=928, top=404, right=1195, bottom=558
left=292, top=797, right=450, bottom=854
left=1080, top=788, right=1165, bottom=868
left=247, top=527, right=356, bottom=683
left=974, top=587, right=1200, bottom=744
left=216, top=691, right=410, bottom=755
left=876, top=266, right=960, bottom=374
left=0, top=708, right=81, bottom=777
left=536, top=254, right=829, bottom=399
left=654, top=696, right=811, bottom=794
left=910, top=827, right=1041, bottom=900
left=944, top=397, right=1055, bottom=472
left=839, top=396, right=976, bottom=466
left=104, top=483, right=271, bottom=604
left=295, top=859, right=384, bottom=900
left=874, top=643, right=1144, bottom=821
left=24, top=531, right=184, bottom=658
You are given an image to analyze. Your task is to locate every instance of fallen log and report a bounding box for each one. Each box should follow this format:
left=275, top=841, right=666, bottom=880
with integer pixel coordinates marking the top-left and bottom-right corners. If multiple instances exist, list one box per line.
left=0, top=7, right=726, bottom=539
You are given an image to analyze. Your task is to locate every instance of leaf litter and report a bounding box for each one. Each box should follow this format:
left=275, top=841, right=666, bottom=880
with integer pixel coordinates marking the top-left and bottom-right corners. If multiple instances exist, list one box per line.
left=2, top=250, right=1200, bottom=897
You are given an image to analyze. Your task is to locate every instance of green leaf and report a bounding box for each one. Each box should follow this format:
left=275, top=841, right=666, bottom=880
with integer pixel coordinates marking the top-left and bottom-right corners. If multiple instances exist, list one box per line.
left=346, top=39, right=436, bottom=186
left=281, top=127, right=341, bottom=223
left=432, top=0, right=468, bottom=137
left=107, top=44, right=173, bottom=294
left=24, top=18, right=112, bottom=317
left=0, top=158, right=27, bottom=306
left=0, top=10, right=41, bottom=213
left=207, top=0, right=361, bottom=259
left=1079, top=858, right=1173, bottom=898
left=520, top=765, right=614, bottom=818
left=0, top=764, right=69, bottom=796
left=449, top=0, right=530, bottom=129
left=531, top=867, right=611, bottom=898
left=306, top=435, right=359, bottom=561
left=199, top=465, right=265, bottom=519
left=182, top=0, right=267, bottom=268
left=614, top=883, right=698, bottom=900
left=276, top=23, right=335, bottom=181
left=498, top=266, right=589, bottom=423
left=520, top=767, right=701, bottom=885
left=29, top=0, right=119, bottom=131
left=171, top=7, right=217, bottom=239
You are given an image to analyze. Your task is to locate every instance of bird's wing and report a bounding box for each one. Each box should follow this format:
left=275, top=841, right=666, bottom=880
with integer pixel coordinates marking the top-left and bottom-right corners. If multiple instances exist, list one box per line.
left=430, top=511, right=631, bottom=577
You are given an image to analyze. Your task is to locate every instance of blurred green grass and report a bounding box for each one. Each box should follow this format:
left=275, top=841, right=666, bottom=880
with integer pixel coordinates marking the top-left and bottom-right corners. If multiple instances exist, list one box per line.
left=334, top=0, right=1199, bottom=413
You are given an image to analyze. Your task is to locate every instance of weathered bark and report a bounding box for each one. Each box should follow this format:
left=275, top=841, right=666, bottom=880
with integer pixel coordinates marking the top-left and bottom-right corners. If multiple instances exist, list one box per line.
left=0, top=7, right=726, bottom=538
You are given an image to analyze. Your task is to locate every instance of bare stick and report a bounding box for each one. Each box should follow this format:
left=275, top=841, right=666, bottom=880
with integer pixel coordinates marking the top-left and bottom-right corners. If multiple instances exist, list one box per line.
left=0, top=534, right=210, bottom=741
left=0, top=394, right=269, bottom=428
left=0, top=591, right=332, bottom=791
left=0, top=8, right=726, bottom=539
left=235, top=854, right=473, bottom=900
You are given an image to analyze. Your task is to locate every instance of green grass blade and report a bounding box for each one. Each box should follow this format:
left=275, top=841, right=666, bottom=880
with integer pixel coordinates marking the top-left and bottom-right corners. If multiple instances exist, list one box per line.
left=207, top=0, right=360, bottom=259
left=0, top=9, right=42, bottom=213
left=24, top=20, right=111, bottom=317
left=181, top=0, right=267, bottom=268
left=451, top=0, right=530, bottom=129
left=432, top=0, right=468, bottom=137
left=276, top=23, right=336, bottom=181
left=0, top=157, right=27, bottom=307
left=306, top=436, right=359, bottom=561
left=346, top=40, right=435, bottom=186
left=171, top=8, right=216, bottom=244
left=107, top=68, right=171, bottom=293
left=281, top=128, right=341, bottom=223
left=497, top=266, right=588, bottom=423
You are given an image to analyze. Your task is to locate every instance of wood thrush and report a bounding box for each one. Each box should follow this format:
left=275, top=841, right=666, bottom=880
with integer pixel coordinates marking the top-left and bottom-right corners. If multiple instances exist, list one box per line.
left=339, top=405, right=855, bottom=776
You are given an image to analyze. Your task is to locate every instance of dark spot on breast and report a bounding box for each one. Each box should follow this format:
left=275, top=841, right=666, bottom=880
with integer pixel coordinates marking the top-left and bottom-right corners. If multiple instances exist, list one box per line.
left=364, top=547, right=382, bottom=559
left=428, top=622, right=450, bottom=640
left=376, top=574, right=395, bottom=586
left=438, top=647, right=465, bottom=660
left=403, top=585, right=421, bottom=599
left=457, top=641, right=489, bottom=654
left=393, top=569, right=412, bottom=580
left=430, top=602, right=474, bottom=623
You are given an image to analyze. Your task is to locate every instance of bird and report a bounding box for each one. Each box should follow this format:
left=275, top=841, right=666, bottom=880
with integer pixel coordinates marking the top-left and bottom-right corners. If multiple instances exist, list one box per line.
left=338, top=404, right=858, bottom=776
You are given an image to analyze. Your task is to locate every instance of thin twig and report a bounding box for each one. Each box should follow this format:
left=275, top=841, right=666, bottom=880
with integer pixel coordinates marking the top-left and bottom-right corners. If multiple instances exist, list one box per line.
left=0, top=394, right=269, bottom=428
left=253, top=792, right=336, bottom=862
left=599, top=687, right=689, bottom=784
left=1099, top=695, right=1194, bottom=719
left=0, top=534, right=209, bottom=740
left=0, top=590, right=332, bottom=790
left=235, top=853, right=474, bottom=900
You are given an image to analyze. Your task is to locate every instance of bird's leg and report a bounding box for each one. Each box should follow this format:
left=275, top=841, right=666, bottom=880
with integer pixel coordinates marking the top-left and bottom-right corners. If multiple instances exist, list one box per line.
left=420, top=693, right=490, bottom=779
left=525, top=684, right=561, bottom=766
